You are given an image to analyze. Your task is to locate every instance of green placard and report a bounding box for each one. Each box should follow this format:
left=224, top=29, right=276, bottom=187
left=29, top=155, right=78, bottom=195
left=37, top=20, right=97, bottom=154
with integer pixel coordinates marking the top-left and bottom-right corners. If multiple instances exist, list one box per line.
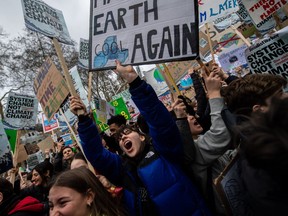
left=4, top=129, right=17, bottom=153
left=110, top=97, right=131, bottom=120
left=92, top=109, right=109, bottom=132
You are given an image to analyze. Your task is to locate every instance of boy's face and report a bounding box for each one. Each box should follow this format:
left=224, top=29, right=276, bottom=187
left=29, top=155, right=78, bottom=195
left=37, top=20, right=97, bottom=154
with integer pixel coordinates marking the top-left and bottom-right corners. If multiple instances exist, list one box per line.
left=109, top=123, right=120, bottom=137
left=63, top=148, right=74, bottom=160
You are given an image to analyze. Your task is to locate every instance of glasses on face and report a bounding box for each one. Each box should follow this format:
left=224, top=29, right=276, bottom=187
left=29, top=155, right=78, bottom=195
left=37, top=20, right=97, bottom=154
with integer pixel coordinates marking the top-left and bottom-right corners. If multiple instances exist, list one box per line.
left=117, top=128, right=133, bottom=142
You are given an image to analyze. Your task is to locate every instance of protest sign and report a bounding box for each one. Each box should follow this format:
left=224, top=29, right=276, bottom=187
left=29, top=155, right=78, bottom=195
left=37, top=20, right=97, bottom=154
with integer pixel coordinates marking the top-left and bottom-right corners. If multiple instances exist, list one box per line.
left=106, top=103, right=115, bottom=121
left=78, top=38, right=89, bottom=69
left=61, top=133, right=73, bottom=146
left=21, top=0, right=73, bottom=45
left=166, top=60, right=200, bottom=84
left=89, top=0, right=199, bottom=70
left=198, top=0, right=239, bottom=25
left=275, top=7, right=288, bottom=29
left=34, top=57, right=69, bottom=121
left=4, top=129, right=17, bottom=153
left=93, top=96, right=107, bottom=123
left=57, top=66, right=89, bottom=129
left=111, top=89, right=132, bottom=101
left=17, top=144, right=28, bottom=164
left=236, top=22, right=257, bottom=38
left=214, top=155, right=253, bottom=216
left=218, top=45, right=248, bottom=73
left=4, top=92, right=38, bottom=130
left=37, top=136, right=54, bottom=153
left=27, top=151, right=44, bottom=170
left=143, top=67, right=169, bottom=96
left=199, top=30, right=218, bottom=57
left=200, top=22, right=245, bottom=57
left=180, top=74, right=193, bottom=89
left=110, top=97, right=131, bottom=120
left=213, top=13, right=241, bottom=31
left=41, top=113, right=59, bottom=133
left=0, top=122, right=13, bottom=174
left=125, top=99, right=140, bottom=120
left=245, top=26, right=288, bottom=80
left=241, top=0, right=287, bottom=25
left=237, top=0, right=276, bottom=35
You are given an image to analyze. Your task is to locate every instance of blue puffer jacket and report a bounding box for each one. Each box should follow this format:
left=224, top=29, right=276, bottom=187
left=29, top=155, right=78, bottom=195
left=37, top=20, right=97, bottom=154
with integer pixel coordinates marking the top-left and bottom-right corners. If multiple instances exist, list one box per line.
left=77, top=78, right=211, bottom=216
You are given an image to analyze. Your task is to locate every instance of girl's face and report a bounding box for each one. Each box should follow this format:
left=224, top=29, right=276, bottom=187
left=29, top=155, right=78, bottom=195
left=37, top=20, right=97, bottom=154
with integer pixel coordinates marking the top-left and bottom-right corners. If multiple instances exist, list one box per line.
left=31, top=169, right=43, bottom=186
left=49, top=186, right=92, bottom=216
left=118, top=128, right=145, bottom=158
left=187, top=115, right=203, bottom=136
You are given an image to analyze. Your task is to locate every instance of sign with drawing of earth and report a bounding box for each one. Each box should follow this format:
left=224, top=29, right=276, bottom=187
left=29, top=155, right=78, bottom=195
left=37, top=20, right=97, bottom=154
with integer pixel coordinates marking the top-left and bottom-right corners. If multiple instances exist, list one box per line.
left=219, top=32, right=240, bottom=49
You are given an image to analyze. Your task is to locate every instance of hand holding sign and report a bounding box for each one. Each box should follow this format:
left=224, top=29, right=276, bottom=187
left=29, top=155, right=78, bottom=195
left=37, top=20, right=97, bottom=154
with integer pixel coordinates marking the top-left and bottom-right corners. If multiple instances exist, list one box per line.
left=202, top=70, right=222, bottom=99
left=114, top=60, right=138, bottom=84
left=69, top=96, right=89, bottom=117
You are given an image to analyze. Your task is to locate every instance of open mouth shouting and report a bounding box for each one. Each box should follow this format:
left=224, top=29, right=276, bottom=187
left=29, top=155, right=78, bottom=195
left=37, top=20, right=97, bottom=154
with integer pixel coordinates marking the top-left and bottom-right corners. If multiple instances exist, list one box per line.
left=124, top=140, right=133, bottom=150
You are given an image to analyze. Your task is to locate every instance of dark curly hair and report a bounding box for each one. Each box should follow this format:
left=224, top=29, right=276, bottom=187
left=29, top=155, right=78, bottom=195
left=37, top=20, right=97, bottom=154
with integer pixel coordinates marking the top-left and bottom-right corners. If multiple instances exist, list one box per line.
left=221, top=73, right=287, bottom=116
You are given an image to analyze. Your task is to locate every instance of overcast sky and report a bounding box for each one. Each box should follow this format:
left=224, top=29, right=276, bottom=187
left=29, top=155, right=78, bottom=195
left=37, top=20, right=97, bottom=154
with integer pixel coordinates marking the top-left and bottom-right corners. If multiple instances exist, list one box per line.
left=0, top=0, right=154, bottom=98
left=0, top=0, right=90, bottom=44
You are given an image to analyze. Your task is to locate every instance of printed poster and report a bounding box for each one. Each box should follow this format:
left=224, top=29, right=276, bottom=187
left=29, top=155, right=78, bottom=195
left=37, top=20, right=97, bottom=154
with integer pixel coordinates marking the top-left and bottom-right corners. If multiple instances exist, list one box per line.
left=4, top=92, right=38, bottom=129
left=41, top=113, right=59, bottom=133
left=21, top=0, right=73, bottom=45
left=78, top=38, right=89, bottom=69
left=241, top=0, right=287, bottom=25
left=237, top=0, right=276, bottom=35
left=245, top=26, right=288, bottom=80
left=89, top=0, right=199, bottom=70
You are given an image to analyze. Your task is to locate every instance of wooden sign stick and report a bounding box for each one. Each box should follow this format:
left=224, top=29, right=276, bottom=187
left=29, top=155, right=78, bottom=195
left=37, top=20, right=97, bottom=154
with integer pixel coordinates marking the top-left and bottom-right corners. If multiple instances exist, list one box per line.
left=88, top=72, right=93, bottom=104
left=230, top=25, right=252, bottom=47
left=205, top=23, right=216, bottom=63
left=155, top=64, right=175, bottom=97
left=59, top=108, right=96, bottom=175
left=162, top=64, right=181, bottom=96
left=52, top=38, right=84, bottom=115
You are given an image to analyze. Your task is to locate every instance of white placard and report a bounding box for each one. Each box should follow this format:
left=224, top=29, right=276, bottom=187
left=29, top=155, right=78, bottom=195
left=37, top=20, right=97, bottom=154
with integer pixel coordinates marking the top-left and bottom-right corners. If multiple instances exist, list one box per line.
left=89, top=0, right=198, bottom=70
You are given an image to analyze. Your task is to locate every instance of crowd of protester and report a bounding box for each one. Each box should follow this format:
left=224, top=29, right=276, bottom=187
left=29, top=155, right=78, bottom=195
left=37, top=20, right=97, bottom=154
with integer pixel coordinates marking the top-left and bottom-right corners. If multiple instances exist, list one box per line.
left=1, top=59, right=287, bottom=216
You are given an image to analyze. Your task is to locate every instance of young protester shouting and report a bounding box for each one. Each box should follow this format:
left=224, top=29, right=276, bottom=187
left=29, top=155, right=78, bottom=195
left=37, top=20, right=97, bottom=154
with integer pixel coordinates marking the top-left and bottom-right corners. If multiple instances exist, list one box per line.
left=69, top=60, right=211, bottom=216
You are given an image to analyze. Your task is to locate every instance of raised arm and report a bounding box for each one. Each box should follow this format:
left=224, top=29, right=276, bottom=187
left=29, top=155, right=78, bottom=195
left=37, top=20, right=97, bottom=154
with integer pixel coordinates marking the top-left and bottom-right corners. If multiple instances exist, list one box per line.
left=69, top=96, right=122, bottom=184
left=115, top=61, right=183, bottom=161
left=194, top=70, right=231, bottom=164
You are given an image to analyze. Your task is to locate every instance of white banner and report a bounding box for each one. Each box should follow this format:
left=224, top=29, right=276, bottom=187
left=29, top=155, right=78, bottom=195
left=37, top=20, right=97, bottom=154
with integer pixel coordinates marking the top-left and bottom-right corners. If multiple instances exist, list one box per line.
left=21, top=0, right=73, bottom=45
left=89, top=0, right=198, bottom=70
left=199, top=0, right=239, bottom=25
left=245, top=26, right=288, bottom=80
left=4, top=93, right=38, bottom=129
left=241, top=0, right=287, bottom=25
left=78, top=38, right=89, bottom=69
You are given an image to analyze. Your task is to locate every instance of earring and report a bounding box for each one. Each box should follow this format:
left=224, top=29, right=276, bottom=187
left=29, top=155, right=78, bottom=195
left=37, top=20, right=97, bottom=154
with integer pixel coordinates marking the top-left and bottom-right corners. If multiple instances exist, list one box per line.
left=87, top=202, right=91, bottom=207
